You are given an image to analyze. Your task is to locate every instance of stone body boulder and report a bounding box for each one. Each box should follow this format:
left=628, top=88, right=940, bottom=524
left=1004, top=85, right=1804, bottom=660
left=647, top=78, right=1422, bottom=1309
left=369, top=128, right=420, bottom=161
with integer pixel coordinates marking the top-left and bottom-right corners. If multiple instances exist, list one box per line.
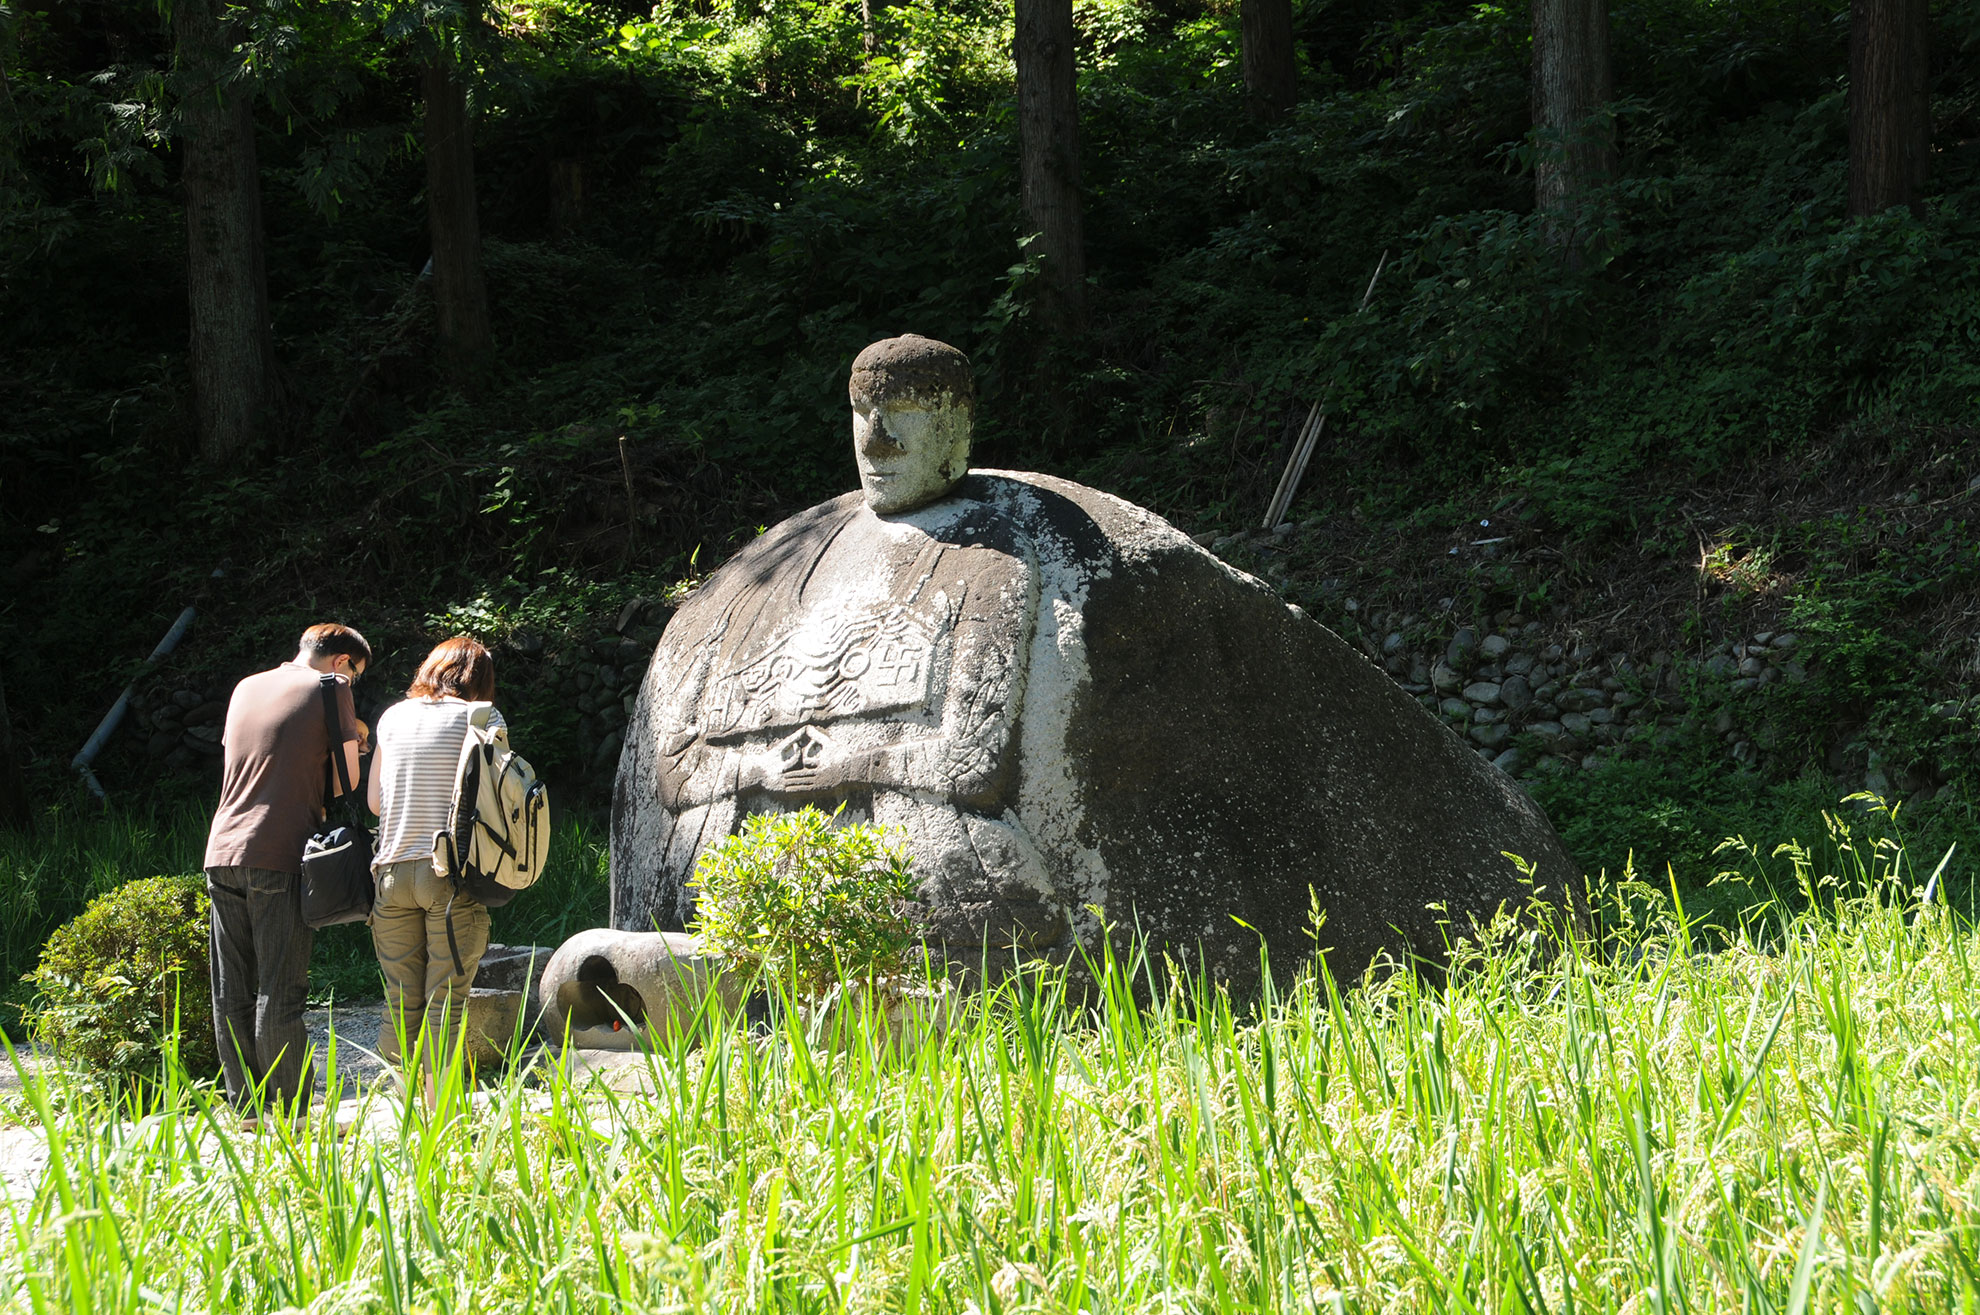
left=610, top=470, right=1576, bottom=989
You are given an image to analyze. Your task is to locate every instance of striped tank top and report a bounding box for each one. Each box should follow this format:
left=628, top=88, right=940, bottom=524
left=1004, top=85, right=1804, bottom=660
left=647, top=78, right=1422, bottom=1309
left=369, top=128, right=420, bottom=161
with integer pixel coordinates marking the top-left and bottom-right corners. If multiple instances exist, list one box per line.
left=372, top=698, right=508, bottom=868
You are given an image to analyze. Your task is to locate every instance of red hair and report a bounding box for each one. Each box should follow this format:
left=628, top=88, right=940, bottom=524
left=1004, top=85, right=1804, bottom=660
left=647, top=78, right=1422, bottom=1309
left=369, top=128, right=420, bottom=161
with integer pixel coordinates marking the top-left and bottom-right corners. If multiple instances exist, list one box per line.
left=407, top=636, right=494, bottom=702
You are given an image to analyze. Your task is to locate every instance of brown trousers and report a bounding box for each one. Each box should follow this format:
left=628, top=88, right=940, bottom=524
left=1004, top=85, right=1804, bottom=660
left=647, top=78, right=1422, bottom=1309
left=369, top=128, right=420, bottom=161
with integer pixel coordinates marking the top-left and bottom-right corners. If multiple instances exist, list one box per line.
left=370, top=857, right=488, bottom=1069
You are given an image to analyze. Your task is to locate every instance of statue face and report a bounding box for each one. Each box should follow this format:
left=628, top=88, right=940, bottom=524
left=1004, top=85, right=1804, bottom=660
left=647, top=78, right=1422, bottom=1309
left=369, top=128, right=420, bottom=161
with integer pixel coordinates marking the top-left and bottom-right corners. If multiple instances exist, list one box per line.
left=852, top=395, right=970, bottom=515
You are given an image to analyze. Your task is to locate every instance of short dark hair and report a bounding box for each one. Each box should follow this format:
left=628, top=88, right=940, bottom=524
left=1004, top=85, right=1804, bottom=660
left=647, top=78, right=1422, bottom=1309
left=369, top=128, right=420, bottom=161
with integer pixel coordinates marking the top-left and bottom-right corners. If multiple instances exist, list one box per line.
left=407, top=635, right=495, bottom=702
left=849, top=334, right=974, bottom=413
left=299, top=623, right=372, bottom=668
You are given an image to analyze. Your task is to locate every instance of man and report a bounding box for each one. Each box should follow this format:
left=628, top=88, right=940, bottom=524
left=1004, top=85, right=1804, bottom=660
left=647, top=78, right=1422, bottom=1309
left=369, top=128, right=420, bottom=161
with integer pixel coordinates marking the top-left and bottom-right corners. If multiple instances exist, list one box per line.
left=203, top=622, right=370, bottom=1116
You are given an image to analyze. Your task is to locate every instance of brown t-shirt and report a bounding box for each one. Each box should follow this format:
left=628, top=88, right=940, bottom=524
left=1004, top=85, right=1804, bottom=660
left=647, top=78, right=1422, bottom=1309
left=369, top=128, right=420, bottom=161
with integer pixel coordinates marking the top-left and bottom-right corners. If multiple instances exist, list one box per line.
left=203, top=662, right=359, bottom=874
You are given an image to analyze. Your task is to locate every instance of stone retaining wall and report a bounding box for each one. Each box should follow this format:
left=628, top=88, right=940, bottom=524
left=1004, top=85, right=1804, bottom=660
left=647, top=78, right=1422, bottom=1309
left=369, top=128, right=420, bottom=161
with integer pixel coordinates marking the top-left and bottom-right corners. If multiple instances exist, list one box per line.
left=122, top=595, right=1962, bottom=805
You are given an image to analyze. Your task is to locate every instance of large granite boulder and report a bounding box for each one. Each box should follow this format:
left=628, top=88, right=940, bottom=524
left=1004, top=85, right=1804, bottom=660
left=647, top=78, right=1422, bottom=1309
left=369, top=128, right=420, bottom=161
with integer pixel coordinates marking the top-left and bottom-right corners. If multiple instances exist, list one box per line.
left=609, top=467, right=1577, bottom=989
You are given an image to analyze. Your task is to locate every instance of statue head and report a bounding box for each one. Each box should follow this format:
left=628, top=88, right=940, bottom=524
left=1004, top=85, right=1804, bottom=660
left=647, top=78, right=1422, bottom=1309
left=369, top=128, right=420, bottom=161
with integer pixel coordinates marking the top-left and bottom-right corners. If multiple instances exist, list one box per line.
left=849, top=334, right=974, bottom=515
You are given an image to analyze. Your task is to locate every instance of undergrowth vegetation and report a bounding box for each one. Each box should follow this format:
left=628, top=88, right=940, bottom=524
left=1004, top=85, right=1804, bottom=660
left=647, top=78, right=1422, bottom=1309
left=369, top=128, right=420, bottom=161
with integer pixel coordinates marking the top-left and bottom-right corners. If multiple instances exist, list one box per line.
left=691, top=806, right=922, bottom=997
left=6, top=0, right=1978, bottom=795
left=3, top=823, right=1980, bottom=1310
left=24, top=874, right=217, bottom=1087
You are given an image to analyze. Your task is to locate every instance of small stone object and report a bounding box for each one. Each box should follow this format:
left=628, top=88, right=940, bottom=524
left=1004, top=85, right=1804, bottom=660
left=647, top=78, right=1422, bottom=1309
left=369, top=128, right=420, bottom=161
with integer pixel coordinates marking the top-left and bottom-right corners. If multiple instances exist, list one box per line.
left=1560, top=712, right=1593, bottom=739
left=1704, top=654, right=1737, bottom=678
left=1479, top=635, right=1511, bottom=660
left=1440, top=697, right=1472, bottom=720
left=1499, top=675, right=1533, bottom=712
left=1491, top=748, right=1523, bottom=774
left=1468, top=723, right=1512, bottom=750
left=466, top=989, right=526, bottom=1065
left=475, top=944, right=556, bottom=998
left=1557, top=687, right=1606, bottom=714
left=536, top=928, right=746, bottom=1046
left=592, top=729, right=624, bottom=771
left=1463, top=681, right=1503, bottom=707
left=1431, top=661, right=1464, bottom=695
left=1527, top=720, right=1569, bottom=750
left=1771, top=633, right=1799, bottom=650
left=1446, top=627, right=1480, bottom=670
left=616, top=598, right=653, bottom=634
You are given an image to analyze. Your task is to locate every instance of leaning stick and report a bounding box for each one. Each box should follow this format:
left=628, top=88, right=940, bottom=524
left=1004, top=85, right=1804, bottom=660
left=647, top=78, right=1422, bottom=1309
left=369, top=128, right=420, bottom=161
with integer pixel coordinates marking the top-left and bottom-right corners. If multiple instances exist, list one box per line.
left=72, top=606, right=197, bottom=801
left=1257, top=251, right=1390, bottom=531
left=1260, top=402, right=1325, bottom=530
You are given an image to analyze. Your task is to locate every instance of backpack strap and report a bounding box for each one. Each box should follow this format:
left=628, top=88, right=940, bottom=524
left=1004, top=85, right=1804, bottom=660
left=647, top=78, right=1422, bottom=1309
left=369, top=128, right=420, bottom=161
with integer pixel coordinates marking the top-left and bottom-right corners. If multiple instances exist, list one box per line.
left=445, top=892, right=466, bottom=980
left=442, top=700, right=496, bottom=982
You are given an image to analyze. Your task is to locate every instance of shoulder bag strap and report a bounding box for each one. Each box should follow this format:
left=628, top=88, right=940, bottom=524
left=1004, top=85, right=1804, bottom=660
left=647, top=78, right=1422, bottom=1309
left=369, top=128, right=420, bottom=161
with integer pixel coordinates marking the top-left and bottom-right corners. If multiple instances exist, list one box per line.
left=320, top=675, right=356, bottom=812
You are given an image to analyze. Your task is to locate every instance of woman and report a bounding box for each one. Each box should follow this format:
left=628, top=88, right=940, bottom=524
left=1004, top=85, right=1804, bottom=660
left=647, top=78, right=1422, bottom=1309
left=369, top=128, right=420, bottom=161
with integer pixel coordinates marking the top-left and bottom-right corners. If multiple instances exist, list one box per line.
left=367, top=635, right=506, bottom=1078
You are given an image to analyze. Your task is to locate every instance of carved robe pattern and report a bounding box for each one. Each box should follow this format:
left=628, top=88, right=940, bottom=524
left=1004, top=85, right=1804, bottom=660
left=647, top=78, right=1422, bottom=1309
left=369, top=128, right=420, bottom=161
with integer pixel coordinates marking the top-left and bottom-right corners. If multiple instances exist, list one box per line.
left=623, top=487, right=1064, bottom=951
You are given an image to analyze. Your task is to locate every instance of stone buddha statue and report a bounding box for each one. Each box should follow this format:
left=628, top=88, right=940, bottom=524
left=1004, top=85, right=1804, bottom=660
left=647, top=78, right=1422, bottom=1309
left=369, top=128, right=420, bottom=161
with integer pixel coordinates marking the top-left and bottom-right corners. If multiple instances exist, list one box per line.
left=616, top=335, right=1068, bottom=954
left=607, top=334, right=1578, bottom=990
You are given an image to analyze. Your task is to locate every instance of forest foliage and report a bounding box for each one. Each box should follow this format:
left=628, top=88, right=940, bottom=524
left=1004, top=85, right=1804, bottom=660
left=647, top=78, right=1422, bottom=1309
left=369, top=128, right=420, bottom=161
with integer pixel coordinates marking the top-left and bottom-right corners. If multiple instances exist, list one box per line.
left=2, top=0, right=1977, bottom=835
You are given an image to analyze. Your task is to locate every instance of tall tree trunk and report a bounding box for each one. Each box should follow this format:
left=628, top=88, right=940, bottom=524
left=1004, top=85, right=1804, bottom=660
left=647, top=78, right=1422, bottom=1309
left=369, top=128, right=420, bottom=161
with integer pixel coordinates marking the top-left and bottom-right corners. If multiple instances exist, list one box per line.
left=1531, top=0, right=1614, bottom=249
left=1241, top=0, right=1298, bottom=121
left=1849, top=0, right=1931, bottom=217
left=0, top=667, right=25, bottom=830
left=174, top=0, right=272, bottom=465
left=1014, top=0, right=1087, bottom=334
left=860, top=0, right=896, bottom=53
left=423, top=58, right=491, bottom=383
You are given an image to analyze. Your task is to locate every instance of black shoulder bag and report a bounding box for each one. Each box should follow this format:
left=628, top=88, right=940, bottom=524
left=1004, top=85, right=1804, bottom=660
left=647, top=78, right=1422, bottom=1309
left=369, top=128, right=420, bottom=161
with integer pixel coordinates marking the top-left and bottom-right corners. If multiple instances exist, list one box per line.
left=300, top=675, right=375, bottom=927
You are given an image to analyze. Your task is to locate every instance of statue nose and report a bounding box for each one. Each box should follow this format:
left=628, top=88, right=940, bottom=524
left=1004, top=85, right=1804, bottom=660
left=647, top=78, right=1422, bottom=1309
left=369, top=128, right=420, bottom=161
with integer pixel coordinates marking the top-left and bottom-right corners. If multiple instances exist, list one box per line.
left=860, top=417, right=905, bottom=458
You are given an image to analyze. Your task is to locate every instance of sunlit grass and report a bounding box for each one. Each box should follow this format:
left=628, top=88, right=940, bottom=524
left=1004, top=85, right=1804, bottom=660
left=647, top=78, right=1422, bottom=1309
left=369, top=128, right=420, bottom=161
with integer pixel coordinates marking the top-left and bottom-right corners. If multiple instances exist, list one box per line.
left=0, top=807, right=1977, bottom=1311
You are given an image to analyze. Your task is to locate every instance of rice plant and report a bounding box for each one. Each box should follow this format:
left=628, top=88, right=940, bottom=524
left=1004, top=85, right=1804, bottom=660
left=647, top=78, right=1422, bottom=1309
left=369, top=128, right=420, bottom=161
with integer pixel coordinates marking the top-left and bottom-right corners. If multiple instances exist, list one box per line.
left=0, top=810, right=1976, bottom=1311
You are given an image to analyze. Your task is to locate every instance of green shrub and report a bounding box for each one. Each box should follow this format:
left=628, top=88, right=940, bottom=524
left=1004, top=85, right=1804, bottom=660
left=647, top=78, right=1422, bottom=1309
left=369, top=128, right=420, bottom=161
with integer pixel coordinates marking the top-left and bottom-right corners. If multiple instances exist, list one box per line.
left=690, top=806, right=921, bottom=996
left=26, top=874, right=218, bottom=1085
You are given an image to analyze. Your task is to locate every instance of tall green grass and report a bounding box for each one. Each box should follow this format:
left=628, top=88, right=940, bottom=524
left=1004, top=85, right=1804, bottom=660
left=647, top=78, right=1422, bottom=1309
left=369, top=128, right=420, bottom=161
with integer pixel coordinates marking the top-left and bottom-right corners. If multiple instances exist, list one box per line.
left=1, top=815, right=1977, bottom=1311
